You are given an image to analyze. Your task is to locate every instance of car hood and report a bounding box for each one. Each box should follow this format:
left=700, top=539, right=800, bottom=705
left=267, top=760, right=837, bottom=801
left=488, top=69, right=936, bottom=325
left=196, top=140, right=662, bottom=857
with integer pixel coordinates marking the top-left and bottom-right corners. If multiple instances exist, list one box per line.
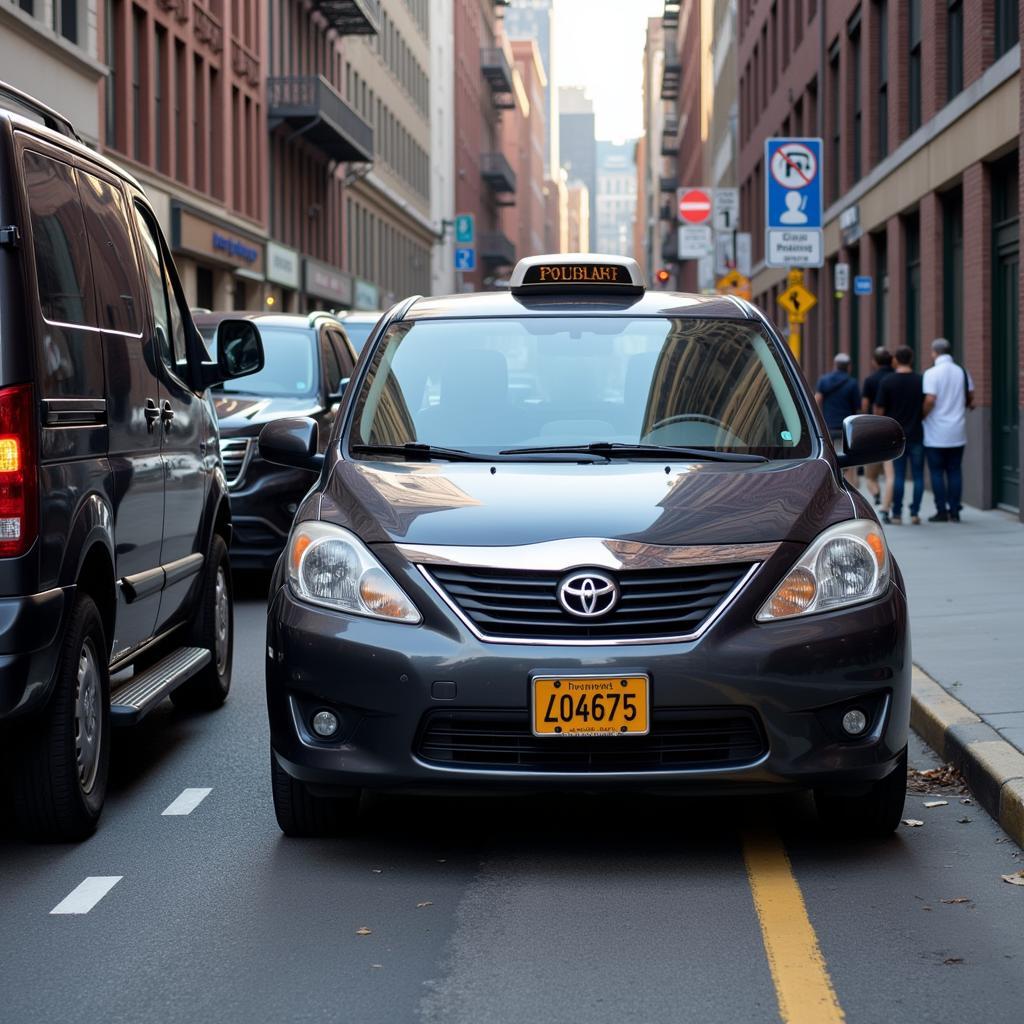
left=214, top=394, right=322, bottom=431
left=319, top=458, right=852, bottom=548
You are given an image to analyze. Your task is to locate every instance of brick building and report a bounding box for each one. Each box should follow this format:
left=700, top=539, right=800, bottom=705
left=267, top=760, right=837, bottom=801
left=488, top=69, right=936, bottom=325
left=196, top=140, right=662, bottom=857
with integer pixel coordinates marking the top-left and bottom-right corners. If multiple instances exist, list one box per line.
left=99, top=0, right=268, bottom=310
left=454, top=0, right=517, bottom=288
left=738, top=0, right=1021, bottom=516
left=501, top=38, right=546, bottom=263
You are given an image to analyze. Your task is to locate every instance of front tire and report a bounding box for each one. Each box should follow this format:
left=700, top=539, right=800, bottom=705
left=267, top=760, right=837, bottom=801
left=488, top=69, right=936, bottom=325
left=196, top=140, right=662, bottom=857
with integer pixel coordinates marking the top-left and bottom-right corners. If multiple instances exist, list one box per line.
left=271, top=752, right=361, bottom=837
left=171, top=534, right=232, bottom=710
left=11, top=594, right=110, bottom=841
left=815, top=748, right=908, bottom=838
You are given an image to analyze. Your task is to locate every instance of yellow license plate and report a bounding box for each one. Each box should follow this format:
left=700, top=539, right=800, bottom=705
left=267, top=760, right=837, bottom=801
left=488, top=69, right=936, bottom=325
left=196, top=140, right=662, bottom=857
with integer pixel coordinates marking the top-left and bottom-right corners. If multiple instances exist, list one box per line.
left=532, top=675, right=649, bottom=737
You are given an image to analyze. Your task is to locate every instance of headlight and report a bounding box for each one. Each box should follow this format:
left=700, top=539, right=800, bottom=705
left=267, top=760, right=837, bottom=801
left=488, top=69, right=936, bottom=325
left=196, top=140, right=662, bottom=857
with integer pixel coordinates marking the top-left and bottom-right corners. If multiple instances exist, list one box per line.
left=287, top=522, right=421, bottom=623
left=756, top=519, right=889, bottom=621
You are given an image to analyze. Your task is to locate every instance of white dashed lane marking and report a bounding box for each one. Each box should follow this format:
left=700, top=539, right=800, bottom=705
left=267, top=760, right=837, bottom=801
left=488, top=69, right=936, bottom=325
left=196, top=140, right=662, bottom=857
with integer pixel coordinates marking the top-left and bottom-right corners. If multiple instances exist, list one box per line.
left=162, top=787, right=213, bottom=816
left=50, top=876, right=123, bottom=915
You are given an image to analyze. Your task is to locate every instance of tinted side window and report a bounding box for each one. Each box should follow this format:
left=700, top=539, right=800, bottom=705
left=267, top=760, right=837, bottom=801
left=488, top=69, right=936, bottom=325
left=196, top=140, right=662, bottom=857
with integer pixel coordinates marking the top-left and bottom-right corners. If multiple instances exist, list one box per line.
left=133, top=204, right=173, bottom=367
left=79, top=171, right=143, bottom=335
left=23, top=150, right=94, bottom=326
left=328, top=328, right=356, bottom=378
left=320, top=330, right=344, bottom=395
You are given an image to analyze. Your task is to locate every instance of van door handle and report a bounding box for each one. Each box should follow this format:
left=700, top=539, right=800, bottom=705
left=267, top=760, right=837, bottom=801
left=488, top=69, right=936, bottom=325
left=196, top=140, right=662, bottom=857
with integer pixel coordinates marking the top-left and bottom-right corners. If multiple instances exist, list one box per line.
left=144, top=398, right=160, bottom=433
left=160, top=401, right=175, bottom=429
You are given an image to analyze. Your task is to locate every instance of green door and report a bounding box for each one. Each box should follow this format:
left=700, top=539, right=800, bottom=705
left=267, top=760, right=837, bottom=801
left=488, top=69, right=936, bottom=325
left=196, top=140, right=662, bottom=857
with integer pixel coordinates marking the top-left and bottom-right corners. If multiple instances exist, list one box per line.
left=992, top=159, right=1020, bottom=511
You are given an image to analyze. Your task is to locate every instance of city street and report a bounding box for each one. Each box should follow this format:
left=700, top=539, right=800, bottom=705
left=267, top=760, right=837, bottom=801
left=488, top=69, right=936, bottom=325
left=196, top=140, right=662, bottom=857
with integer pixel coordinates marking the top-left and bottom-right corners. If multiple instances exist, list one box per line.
left=1, top=576, right=1023, bottom=1024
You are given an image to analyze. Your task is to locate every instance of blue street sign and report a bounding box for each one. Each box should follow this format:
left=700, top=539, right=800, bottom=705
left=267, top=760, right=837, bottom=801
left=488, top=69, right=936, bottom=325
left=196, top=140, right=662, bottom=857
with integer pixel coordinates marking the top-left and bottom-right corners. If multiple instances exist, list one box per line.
left=454, top=214, right=475, bottom=244
left=854, top=275, right=873, bottom=295
left=765, top=137, right=824, bottom=268
left=454, top=247, right=476, bottom=272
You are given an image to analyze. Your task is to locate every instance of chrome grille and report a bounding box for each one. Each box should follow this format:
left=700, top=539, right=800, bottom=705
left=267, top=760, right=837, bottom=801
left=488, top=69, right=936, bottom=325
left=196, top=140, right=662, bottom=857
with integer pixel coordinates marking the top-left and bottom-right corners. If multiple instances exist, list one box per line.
left=423, top=563, right=754, bottom=643
left=415, top=707, right=768, bottom=771
left=219, top=437, right=253, bottom=489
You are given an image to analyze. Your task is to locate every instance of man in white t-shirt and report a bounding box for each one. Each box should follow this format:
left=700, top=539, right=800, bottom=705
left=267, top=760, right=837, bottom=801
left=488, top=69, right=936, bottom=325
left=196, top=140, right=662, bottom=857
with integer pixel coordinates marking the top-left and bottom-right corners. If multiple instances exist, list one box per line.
left=922, top=337, right=974, bottom=522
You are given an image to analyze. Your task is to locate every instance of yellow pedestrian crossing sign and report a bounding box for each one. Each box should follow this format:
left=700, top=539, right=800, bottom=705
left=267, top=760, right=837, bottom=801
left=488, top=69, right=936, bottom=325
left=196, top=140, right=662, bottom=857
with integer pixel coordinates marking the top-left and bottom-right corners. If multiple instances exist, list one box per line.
left=716, top=269, right=751, bottom=300
left=777, top=281, right=817, bottom=323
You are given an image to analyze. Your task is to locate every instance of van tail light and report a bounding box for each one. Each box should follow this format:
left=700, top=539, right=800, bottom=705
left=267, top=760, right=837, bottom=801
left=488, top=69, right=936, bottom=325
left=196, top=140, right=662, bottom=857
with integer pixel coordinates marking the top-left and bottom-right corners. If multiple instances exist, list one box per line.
left=0, top=384, right=38, bottom=558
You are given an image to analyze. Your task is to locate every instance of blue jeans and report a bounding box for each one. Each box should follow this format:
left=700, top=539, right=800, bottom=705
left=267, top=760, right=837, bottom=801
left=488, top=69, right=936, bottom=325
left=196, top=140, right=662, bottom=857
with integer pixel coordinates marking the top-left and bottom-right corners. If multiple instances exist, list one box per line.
left=892, top=441, right=925, bottom=517
left=925, top=445, right=965, bottom=514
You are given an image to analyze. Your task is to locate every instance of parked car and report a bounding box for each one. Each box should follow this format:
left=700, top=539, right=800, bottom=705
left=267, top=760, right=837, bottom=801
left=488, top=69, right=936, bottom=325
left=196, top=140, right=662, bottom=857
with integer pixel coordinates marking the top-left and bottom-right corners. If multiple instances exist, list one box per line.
left=338, top=310, right=383, bottom=354
left=261, top=253, right=909, bottom=839
left=193, top=311, right=358, bottom=570
left=0, top=82, right=263, bottom=840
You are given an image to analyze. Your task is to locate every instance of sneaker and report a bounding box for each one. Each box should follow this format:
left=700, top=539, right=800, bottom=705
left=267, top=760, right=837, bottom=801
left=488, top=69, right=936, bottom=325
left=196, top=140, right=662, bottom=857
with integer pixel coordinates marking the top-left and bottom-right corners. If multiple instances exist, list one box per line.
left=880, top=511, right=892, bottom=524
left=950, top=511, right=961, bottom=522
left=929, top=512, right=949, bottom=523
left=911, top=515, right=921, bottom=525
left=889, top=515, right=903, bottom=525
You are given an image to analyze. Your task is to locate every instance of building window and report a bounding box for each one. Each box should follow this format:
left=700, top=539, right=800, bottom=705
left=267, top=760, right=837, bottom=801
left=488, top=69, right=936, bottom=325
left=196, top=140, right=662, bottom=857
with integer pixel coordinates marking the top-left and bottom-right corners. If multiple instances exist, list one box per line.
left=904, top=211, right=920, bottom=358
left=942, top=188, right=964, bottom=361
left=849, top=9, right=862, bottom=183
left=873, top=230, right=888, bottom=347
left=876, top=0, right=888, bottom=160
left=947, top=1, right=963, bottom=101
left=908, top=0, right=922, bottom=133
left=995, top=0, right=1019, bottom=57
left=54, top=0, right=79, bottom=44
left=829, top=42, right=840, bottom=201
left=132, top=5, right=144, bottom=162
left=105, top=0, right=119, bottom=147
left=154, top=26, right=165, bottom=173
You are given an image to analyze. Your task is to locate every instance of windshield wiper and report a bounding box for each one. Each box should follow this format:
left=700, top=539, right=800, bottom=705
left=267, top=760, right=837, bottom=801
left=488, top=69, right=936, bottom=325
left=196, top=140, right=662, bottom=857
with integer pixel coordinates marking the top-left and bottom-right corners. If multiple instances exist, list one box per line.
left=348, top=443, right=607, bottom=464
left=499, top=442, right=769, bottom=464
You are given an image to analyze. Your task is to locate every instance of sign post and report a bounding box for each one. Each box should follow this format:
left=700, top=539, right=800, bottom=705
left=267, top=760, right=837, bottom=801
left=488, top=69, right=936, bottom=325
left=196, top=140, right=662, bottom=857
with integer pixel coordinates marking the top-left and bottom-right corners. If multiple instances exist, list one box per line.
left=453, top=213, right=476, bottom=289
left=764, top=138, right=824, bottom=268
left=776, top=268, right=818, bottom=359
left=677, top=187, right=713, bottom=225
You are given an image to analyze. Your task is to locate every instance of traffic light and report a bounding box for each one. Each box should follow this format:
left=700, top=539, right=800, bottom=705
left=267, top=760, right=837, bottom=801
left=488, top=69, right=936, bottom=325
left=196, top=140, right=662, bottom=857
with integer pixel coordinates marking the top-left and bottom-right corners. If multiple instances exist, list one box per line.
left=656, top=268, right=671, bottom=285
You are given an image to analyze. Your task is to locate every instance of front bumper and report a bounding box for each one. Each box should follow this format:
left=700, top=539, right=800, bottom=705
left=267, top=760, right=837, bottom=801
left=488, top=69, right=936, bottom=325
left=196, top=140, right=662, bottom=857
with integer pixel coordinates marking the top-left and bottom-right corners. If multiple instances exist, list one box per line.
left=266, top=555, right=911, bottom=794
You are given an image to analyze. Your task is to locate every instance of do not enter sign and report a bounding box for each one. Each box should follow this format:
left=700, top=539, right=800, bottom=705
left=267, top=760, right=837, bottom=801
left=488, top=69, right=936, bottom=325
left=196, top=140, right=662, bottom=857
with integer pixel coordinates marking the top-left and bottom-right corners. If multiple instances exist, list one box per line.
left=678, top=187, right=713, bottom=225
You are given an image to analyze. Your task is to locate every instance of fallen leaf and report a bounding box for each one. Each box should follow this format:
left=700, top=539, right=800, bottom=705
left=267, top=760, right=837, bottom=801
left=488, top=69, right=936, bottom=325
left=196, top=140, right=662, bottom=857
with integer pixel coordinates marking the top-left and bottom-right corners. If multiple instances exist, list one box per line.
left=1001, top=871, right=1024, bottom=886
left=903, top=818, right=925, bottom=827
left=356, top=927, right=372, bottom=936
left=940, top=897, right=971, bottom=904
left=416, top=900, right=433, bottom=908
left=943, top=957, right=965, bottom=965
left=924, top=800, right=949, bottom=808
left=957, top=817, right=972, bottom=824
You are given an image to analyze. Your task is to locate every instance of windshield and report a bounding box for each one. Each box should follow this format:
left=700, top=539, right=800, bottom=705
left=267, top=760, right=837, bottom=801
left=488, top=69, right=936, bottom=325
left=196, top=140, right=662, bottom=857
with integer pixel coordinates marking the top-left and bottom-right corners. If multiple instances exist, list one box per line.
left=349, top=317, right=812, bottom=459
left=206, top=326, right=319, bottom=398
left=342, top=319, right=377, bottom=353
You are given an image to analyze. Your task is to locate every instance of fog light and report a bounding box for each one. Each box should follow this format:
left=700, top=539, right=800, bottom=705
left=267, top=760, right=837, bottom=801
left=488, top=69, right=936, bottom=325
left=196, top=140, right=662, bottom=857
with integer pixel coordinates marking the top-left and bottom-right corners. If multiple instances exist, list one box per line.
left=842, top=708, right=868, bottom=736
left=311, top=710, right=339, bottom=738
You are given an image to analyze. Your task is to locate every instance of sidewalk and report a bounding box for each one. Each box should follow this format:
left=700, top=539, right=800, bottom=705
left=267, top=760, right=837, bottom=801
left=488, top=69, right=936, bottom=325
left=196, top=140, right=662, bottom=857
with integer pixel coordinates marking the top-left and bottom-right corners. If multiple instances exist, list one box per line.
left=875, top=498, right=1024, bottom=840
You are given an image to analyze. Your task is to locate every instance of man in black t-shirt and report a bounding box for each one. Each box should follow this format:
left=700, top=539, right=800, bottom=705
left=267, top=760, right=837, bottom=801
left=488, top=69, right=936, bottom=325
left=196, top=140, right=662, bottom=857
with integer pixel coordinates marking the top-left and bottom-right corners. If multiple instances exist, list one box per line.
left=874, top=346, right=924, bottom=525
left=861, top=347, right=894, bottom=509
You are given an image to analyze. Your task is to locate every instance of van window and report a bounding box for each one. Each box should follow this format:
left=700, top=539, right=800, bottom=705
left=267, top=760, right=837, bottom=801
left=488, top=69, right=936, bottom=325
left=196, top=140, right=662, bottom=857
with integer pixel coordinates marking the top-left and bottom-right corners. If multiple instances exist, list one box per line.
left=79, top=171, right=143, bottom=335
left=23, top=150, right=94, bottom=327
left=133, top=204, right=173, bottom=367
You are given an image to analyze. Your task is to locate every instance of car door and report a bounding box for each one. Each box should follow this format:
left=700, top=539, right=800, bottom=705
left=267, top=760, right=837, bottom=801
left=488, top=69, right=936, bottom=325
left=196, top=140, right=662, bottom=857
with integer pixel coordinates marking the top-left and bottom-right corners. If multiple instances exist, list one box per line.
left=131, top=203, right=207, bottom=632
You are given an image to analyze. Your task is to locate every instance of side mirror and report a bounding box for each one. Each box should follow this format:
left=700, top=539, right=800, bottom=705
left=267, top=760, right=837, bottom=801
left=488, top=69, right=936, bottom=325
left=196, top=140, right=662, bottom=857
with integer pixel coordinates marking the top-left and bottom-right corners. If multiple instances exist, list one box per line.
left=258, top=417, right=323, bottom=471
left=328, top=378, right=350, bottom=404
left=198, top=319, right=264, bottom=389
left=835, top=414, right=905, bottom=468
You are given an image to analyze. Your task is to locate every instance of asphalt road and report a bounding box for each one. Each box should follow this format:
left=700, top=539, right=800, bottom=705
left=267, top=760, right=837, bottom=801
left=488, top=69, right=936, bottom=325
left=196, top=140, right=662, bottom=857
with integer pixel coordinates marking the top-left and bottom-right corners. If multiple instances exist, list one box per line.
left=2, top=575, right=1023, bottom=1024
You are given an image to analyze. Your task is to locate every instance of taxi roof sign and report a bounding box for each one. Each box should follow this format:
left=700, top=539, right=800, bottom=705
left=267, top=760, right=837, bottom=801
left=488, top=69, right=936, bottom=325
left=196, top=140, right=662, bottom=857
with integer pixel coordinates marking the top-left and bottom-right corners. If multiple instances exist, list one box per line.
left=510, top=254, right=645, bottom=296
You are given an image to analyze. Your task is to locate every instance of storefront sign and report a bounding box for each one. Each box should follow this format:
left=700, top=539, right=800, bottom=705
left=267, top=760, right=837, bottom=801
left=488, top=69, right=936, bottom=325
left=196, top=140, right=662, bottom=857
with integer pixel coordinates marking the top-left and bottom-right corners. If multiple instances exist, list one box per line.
left=267, top=242, right=301, bottom=289
left=354, top=278, right=380, bottom=310
left=171, top=203, right=265, bottom=275
left=304, top=258, right=353, bottom=306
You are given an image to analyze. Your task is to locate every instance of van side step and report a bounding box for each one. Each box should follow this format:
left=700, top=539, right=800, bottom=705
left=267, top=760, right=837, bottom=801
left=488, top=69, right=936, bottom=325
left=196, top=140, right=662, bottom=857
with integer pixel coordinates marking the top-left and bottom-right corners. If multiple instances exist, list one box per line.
left=110, top=647, right=211, bottom=725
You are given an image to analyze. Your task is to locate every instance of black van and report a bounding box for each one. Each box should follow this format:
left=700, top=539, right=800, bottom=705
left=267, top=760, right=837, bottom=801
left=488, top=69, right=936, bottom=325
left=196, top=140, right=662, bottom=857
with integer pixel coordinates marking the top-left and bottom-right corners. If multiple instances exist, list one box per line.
left=261, top=253, right=909, bottom=839
left=0, top=83, right=263, bottom=840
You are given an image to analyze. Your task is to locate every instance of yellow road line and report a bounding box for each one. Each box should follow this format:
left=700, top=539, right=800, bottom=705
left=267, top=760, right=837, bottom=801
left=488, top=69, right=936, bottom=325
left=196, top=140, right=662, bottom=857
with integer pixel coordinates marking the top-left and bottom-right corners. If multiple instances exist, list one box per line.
left=743, top=833, right=846, bottom=1024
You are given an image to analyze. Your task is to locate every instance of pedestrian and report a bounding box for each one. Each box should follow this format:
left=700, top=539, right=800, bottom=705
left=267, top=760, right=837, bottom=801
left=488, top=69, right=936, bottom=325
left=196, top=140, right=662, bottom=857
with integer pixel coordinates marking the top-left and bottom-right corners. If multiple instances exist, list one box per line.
left=874, top=346, right=924, bottom=525
left=922, top=337, right=974, bottom=522
left=815, top=352, right=861, bottom=485
left=861, top=346, right=895, bottom=511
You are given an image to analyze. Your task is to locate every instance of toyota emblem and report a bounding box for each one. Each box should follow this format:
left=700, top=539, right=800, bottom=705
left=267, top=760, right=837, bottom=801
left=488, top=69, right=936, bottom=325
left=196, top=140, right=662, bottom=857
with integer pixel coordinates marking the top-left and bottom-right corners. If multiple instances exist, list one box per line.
left=557, top=570, right=620, bottom=618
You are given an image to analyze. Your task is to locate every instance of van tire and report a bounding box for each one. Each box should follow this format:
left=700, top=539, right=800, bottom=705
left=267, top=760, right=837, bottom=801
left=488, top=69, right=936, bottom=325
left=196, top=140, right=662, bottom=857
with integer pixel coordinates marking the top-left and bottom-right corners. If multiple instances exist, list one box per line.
left=11, top=595, right=110, bottom=841
left=171, top=534, right=232, bottom=710
left=271, top=752, right=361, bottom=837
left=814, top=748, right=908, bottom=838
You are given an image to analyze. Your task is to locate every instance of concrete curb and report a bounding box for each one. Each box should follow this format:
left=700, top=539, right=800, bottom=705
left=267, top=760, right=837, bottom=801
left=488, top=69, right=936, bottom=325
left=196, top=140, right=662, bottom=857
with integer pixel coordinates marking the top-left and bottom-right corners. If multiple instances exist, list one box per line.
left=911, top=665, right=1024, bottom=848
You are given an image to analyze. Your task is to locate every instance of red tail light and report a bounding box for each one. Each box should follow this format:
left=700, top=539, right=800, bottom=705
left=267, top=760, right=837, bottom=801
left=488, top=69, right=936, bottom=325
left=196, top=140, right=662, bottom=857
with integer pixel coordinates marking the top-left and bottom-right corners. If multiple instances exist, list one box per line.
left=0, top=384, right=38, bottom=558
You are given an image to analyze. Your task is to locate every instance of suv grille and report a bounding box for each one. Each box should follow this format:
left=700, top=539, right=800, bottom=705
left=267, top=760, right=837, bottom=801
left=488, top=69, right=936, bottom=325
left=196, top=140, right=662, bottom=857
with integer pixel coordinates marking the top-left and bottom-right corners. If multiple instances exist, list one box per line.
left=415, top=707, right=767, bottom=771
left=424, top=563, right=753, bottom=642
left=219, top=437, right=252, bottom=489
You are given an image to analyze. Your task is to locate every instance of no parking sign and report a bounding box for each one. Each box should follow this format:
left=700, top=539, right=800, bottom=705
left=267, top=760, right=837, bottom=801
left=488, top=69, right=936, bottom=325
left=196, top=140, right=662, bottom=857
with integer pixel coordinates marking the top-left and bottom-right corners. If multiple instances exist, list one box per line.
left=765, top=138, right=823, bottom=268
